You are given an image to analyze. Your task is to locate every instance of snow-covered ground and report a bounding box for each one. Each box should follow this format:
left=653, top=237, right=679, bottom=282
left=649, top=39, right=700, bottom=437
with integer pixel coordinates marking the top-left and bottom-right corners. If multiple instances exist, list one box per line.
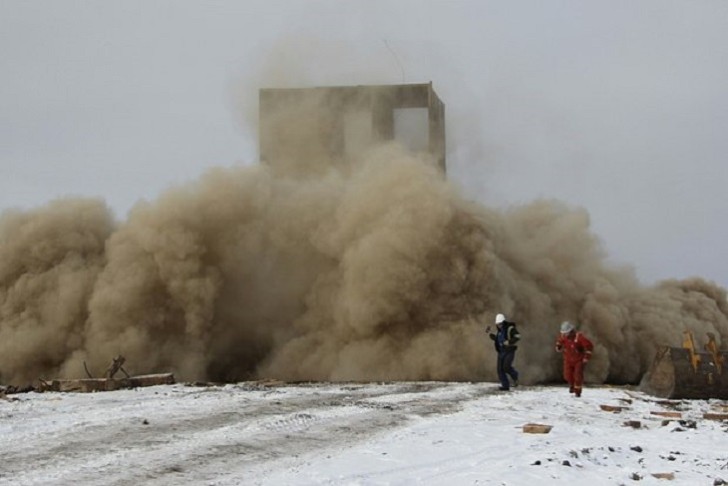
left=1, top=382, right=727, bottom=485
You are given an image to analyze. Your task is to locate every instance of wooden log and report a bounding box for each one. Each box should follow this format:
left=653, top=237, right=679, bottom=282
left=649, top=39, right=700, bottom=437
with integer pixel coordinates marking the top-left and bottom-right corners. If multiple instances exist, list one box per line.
left=522, top=423, right=552, bottom=434
left=53, top=378, right=118, bottom=393
left=651, top=472, right=675, bottom=480
left=44, top=373, right=175, bottom=393
left=600, top=404, right=627, bottom=413
left=123, top=373, right=175, bottom=387
left=655, top=400, right=683, bottom=409
left=702, top=413, right=728, bottom=421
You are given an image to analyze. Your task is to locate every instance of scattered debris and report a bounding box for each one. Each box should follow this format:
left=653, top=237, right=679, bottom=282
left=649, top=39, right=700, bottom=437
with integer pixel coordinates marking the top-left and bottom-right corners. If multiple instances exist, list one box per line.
left=0, top=384, right=35, bottom=395
left=37, top=356, right=175, bottom=393
left=703, top=413, right=728, bottom=421
left=600, top=404, right=628, bottom=413
left=679, top=420, right=697, bottom=429
left=651, top=411, right=682, bottom=418
left=104, top=355, right=131, bottom=379
left=655, top=400, right=689, bottom=411
left=522, top=423, right=552, bottom=434
left=623, top=420, right=642, bottom=429
left=631, top=445, right=644, bottom=453
left=38, top=373, right=175, bottom=393
left=651, top=472, right=675, bottom=480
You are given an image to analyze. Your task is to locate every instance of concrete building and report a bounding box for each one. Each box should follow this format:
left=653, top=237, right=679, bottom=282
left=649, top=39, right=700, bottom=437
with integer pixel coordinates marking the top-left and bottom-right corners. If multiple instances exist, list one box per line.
left=259, top=83, right=446, bottom=175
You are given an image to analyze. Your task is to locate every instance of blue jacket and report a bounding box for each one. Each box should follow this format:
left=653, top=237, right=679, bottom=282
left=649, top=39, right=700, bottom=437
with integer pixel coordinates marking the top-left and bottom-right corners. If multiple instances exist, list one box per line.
left=489, top=321, right=520, bottom=353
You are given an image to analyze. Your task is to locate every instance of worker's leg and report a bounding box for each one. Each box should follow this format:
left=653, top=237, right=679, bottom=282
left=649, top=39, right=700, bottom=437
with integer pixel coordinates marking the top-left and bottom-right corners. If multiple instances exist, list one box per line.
left=563, top=360, right=574, bottom=393
left=573, top=360, right=585, bottom=397
left=496, top=353, right=509, bottom=390
left=502, top=349, right=519, bottom=386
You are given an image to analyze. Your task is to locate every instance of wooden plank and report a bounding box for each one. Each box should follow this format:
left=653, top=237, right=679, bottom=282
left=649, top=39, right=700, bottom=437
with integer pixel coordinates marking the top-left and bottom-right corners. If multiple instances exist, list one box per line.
left=46, top=373, right=175, bottom=393
left=54, top=379, right=117, bottom=393
left=703, top=413, right=728, bottom=421
left=651, top=411, right=682, bottom=418
left=124, top=373, right=175, bottom=388
left=600, top=404, right=628, bottom=413
left=522, top=423, right=552, bottom=434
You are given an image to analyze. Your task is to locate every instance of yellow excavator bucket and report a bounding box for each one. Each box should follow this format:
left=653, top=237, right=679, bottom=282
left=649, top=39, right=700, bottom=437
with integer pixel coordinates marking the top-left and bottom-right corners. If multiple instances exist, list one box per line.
left=640, top=330, right=728, bottom=399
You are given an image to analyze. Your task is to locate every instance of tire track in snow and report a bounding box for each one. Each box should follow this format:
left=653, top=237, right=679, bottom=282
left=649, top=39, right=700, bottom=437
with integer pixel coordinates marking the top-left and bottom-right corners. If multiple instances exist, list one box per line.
left=0, top=382, right=494, bottom=486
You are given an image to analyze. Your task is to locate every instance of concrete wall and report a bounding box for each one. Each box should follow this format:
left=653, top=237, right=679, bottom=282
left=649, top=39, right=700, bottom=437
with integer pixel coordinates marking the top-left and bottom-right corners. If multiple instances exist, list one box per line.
left=259, top=83, right=446, bottom=175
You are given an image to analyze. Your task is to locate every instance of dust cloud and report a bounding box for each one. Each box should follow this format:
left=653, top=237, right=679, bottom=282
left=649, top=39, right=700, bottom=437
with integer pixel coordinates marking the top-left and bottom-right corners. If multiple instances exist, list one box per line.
left=2, top=96, right=727, bottom=388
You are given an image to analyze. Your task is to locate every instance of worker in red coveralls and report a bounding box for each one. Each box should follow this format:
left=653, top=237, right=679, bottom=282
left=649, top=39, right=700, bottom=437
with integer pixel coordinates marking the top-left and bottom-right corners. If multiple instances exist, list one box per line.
left=555, top=321, right=593, bottom=397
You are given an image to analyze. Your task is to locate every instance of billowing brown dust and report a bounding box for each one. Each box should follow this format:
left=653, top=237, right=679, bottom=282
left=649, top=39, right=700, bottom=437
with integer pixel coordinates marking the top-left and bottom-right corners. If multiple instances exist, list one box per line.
left=1, top=112, right=727, bottom=387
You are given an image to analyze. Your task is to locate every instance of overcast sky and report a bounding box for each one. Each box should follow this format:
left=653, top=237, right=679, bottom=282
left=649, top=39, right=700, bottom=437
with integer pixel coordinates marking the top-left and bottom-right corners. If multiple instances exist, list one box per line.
left=2, top=1, right=727, bottom=288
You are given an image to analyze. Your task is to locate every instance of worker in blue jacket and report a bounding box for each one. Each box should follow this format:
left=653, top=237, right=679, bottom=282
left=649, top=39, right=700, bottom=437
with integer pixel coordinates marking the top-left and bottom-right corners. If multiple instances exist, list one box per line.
left=487, top=313, right=521, bottom=391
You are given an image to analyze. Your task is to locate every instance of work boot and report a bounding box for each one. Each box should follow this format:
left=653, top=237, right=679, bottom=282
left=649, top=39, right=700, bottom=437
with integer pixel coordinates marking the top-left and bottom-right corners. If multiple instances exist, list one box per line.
left=512, top=378, right=519, bottom=388
left=498, top=386, right=510, bottom=391
left=574, top=389, right=582, bottom=397
left=569, top=386, right=575, bottom=394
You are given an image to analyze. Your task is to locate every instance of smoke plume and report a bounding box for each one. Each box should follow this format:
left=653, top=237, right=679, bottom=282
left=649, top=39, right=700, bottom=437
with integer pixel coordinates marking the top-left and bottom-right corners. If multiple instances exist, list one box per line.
left=1, top=100, right=727, bottom=387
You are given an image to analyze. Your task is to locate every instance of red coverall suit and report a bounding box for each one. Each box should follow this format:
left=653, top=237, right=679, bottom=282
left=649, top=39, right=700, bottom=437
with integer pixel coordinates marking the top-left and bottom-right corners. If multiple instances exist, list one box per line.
left=555, top=331, right=593, bottom=397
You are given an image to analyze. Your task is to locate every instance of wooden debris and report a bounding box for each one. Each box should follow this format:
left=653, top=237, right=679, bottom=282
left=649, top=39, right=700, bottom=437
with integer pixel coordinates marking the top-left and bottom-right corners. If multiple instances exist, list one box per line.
left=623, top=420, right=642, bottom=429
left=678, top=419, right=697, bottom=429
left=600, top=404, right=628, bottom=413
left=651, top=411, right=682, bottom=418
left=0, top=384, right=35, bottom=395
left=655, top=400, right=686, bottom=410
left=703, top=413, right=728, bottom=421
left=39, top=373, right=175, bottom=393
left=651, top=472, right=675, bottom=480
left=37, top=356, right=175, bottom=393
left=104, top=355, right=130, bottom=379
left=522, top=423, right=552, bottom=434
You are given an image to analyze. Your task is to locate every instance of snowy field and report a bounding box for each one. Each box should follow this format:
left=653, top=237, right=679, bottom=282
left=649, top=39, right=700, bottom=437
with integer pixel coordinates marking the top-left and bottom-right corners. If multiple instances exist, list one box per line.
left=1, top=382, right=727, bottom=486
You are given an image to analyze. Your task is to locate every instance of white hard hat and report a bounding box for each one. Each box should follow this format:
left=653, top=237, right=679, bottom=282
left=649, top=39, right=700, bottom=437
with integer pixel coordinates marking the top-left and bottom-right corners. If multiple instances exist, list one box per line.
left=495, top=313, right=506, bottom=324
left=560, top=321, right=575, bottom=334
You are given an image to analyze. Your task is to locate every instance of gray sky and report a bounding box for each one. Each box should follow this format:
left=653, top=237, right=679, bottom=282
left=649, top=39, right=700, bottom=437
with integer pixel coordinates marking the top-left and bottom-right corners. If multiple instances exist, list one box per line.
left=2, top=0, right=727, bottom=288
